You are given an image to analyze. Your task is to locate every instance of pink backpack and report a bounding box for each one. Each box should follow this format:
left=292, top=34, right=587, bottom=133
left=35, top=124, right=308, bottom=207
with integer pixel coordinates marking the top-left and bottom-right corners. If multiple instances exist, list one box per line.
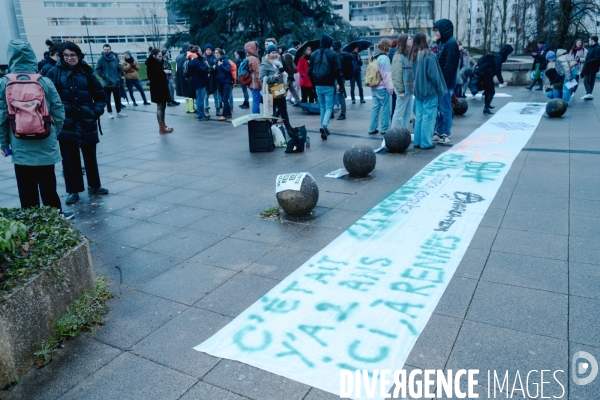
left=5, top=73, right=52, bottom=140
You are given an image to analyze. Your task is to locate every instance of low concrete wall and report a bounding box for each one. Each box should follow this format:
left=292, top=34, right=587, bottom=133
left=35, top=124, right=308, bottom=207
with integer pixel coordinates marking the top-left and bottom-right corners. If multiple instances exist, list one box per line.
left=0, top=241, right=95, bottom=388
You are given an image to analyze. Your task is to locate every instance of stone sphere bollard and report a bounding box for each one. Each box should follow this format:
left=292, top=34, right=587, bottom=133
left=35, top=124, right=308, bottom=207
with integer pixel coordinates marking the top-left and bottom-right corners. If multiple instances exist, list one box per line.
left=343, top=145, right=376, bottom=177
left=546, top=99, right=567, bottom=118
left=453, top=98, right=469, bottom=116
left=276, top=173, right=319, bottom=215
left=384, top=126, right=411, bottom=153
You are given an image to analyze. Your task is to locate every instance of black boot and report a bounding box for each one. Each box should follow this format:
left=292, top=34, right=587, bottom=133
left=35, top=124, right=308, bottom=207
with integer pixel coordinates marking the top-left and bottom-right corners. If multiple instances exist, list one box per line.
left=483, top=108, right=494, bottom=115
left=239, top=101, right=250, bottom=109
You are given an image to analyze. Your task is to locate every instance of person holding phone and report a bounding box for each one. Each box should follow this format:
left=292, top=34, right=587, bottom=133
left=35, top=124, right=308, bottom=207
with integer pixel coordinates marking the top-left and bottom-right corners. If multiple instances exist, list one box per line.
left=46, top=41, right=109, bottom=205
left=213, top=48, right=233, bottom=121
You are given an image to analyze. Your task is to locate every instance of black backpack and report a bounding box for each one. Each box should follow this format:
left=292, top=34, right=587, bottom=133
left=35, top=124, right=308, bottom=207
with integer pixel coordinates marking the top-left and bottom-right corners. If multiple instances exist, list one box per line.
left=341, top=52, right=354, bottom=80
left=312, top=50, right=331, bottom=80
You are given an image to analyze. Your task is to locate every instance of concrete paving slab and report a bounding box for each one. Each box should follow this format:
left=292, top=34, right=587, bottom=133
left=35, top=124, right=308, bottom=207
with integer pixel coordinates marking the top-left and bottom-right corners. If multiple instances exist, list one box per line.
left=492, top=228, right=568, bottom=260
left=569, top=262, right=600, bottom=300
left=189, top=237, right=274, bottom=271
left=179, top=381, right=248, bottom=400
left=245, top=246, right=317, bottom=281
left=132, top=308, right=232, bottom=377
left=570, top=236, right=600, bottom=265
left=569, top=296, right=600, bottom=348
left=501, top=209, right=569, bottom=235
left=434, top=276, right=477, bottom=319
left=142, top=228, right=225, bottom=260
left=467, top=281, right=568, bottom=339
left=405, top=314, right=462, bottom=371
left=569, top=343, right=600, bottom=400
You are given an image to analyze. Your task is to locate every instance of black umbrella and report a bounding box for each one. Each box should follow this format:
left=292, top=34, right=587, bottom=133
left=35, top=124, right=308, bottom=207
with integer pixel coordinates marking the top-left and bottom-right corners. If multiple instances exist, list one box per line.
left=294, top=40, right=320, bottom=65
left=343, top=40, right=372, bottom=53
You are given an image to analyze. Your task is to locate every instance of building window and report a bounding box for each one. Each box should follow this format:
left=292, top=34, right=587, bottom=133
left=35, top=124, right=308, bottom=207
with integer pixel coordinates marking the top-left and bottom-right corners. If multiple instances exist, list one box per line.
left=509, top=37, right=514, bottom=43
left=44, top=1, right=164, bottom=7
left=333, top=4, right=343, bottom=9
left=49, top=17, right=167, bottom=26
left=476, top=39, right=481, bottom=45
left=476, top=29, right=481, bottom=34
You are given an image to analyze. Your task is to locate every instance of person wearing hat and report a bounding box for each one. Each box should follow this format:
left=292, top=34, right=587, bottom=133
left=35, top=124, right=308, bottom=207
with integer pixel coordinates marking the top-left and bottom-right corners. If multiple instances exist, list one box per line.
left=543, top=51, right=565, bottom=101
left=122, top=51, right=150, bottom=106
left=260, top=43, right=293, bottom=135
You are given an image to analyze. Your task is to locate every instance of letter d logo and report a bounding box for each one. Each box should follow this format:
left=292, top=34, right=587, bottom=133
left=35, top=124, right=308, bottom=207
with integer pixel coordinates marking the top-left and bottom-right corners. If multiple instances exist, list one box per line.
left=572, top=351, right=598, bottom=386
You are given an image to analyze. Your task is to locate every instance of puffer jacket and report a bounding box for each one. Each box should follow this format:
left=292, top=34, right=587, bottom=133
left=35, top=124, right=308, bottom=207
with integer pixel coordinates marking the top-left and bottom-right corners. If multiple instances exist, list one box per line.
left=433, top=18, right=460, bottom=90
left=0, top=40, right=64, bottom=166
left=391, top=52, right=414, bottom=95
left=38, top=55, right=57, bottom=77
left=122, top=59, right=140, bottom=80
left=259, top=58, right=286, bottom=88
left=95, top=52, right=122, bottom=87
left=215, top=56, right=232, bottom=85
left=244, top=41, right=262, bottom=90
left=555, top=49, right=577, bottom=80
left=46, top=59, right=107, bottom=146
left=189, top=57, right=210, bottom=90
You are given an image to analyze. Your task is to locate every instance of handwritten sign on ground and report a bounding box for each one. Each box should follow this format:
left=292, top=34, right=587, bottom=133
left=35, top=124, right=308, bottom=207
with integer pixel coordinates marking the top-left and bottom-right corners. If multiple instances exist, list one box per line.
left=195, top=103, right=545, bottom=399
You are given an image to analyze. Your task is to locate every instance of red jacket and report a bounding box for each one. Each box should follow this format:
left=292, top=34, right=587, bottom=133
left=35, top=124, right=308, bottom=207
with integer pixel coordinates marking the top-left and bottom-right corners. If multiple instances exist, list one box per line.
left=298, top=57, right=312, bottom=87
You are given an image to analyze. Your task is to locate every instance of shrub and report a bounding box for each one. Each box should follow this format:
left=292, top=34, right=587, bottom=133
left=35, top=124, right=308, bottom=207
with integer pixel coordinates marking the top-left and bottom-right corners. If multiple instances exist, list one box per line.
left=0, top=207, right=82, bottom=296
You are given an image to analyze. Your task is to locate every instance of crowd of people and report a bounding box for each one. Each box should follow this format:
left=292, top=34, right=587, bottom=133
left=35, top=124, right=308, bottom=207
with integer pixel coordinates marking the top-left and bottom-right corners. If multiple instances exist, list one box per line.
left=526, top=36, right=600, bottom=105
left=0, top=16, right=597, bottom=218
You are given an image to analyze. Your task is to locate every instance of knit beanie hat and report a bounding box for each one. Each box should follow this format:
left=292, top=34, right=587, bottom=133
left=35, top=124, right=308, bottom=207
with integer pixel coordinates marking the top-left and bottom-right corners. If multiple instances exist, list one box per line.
left=292, top=40, right=301, bottom=47
left=332, top=41, right=342, bottom=52
left=391, top=39, right=398, bottom=48
left=267, top=43, right=278, bottom=54
left=205, top=43, right=213, bottom=51
left=545, top=51, right=556, bottom=61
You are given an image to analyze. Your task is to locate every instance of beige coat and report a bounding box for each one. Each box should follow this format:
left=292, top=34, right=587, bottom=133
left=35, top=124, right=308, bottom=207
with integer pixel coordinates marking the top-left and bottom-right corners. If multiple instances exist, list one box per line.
left=122, top=60, right=140, bottom=80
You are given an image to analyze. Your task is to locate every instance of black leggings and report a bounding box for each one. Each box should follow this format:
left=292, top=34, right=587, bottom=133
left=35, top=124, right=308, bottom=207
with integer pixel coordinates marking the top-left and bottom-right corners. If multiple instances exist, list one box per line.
left=301, top=86, right=316, bottom=103
left=156, top=102, right=166, bottom=122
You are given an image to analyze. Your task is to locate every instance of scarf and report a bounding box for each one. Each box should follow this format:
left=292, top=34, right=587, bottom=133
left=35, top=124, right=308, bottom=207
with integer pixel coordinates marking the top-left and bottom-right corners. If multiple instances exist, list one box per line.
left=102, top=52, right=115, bottom=61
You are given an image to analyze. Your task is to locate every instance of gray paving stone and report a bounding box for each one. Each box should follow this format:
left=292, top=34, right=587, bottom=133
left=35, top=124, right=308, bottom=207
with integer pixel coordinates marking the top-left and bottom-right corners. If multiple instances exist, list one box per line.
left=82, top=193, right=140, bottom=213
left=466, top=281, right=568, bottom=339
left=315, top=191, right=352, bottom=208
left=507, top=193, right=569, bottom=214
left=434, top=276, right=477, bottom=319
left=512, top=180, right=569, bottom=198
left=406, top=314, right=462, bottom=371
left=0, top=335, right=121, bottom=400
left=93, top=288, right=186, bottom=349
left=309, top=208, right=365, bottom=230
left=61, top=352, right=196, bottom=400
left=190, top=237, right=273, bottom=271
left=124, top=170, right=176, bottom=184
left=467, top=226, right=498, bottom=251
left=132, top=308, right=232, bottom=377
left=183, top=176, right=229, bottom=192
left=108, top=248, right=182, bottom=287
left=101, top=167, right=145, bottom=180
left=570, top=296, right=600, bottom=348
left=194, top=272, right=279, bottom=317
left=140, top=261, right=236, bottom=305
left=288, top=225, right=346, bottom=252
left=230, top=218, right=305, bottom=245
left=179, top=381, right=247, bottom=400
left=102, top=220, right=177, bottom=249
left=303, top=387, right=340, bottom=400
left=202, top=359, right=311, bottom=400
left=142, top=228, right=225, bottom=260
left=478, top=207, right=505, bottom=228
left=118, top=183, right=174, bottom=199
left=569, top=343, right=600, bottom=400
left=570, top=198, right=600, bottom=219
left=492, top=228, right=568, bottom=260
left=187, top=211, right=258, bottom=236
left=570, top=214, right=600, bottom=238
left=481, top=251, right=568, bottom=293
left=500, top=209, right=568, bottom=235
left=454, top=247, right=489, bottom=279
left=446, top=320, right=568, bottom=391
left=571, top=174, right=600, bottom=200
left=194, top=191, right=247, bottom=211
left=246, top=246, right=316, bottom=281
left=570, top=236, right=600, bottom=265
left=152, top=188, right=210, bottom=207
left=145, top=206, right=213, bottom=227
left=110, top=199, right=174, bottom=221
left=570, top=262, right=600, bottom=300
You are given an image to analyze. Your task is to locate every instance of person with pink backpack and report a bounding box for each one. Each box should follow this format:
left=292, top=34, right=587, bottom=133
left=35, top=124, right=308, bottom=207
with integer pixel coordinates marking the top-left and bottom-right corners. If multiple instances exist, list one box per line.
left=0, top=40, right=73, bottom=219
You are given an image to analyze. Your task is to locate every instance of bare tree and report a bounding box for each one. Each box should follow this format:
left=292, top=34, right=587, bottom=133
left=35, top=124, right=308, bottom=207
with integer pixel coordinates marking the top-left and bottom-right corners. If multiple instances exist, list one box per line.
left=136, top=7, right=168, bottom=51
left=388, top=0, right=424, bottom=34
left=482, top=0, right=494, bottom=52
left=556, top=0, right=600, bottom=48
left=512, top=0, right=531, bottom=53
left=495, top=0, right=510, bottom=47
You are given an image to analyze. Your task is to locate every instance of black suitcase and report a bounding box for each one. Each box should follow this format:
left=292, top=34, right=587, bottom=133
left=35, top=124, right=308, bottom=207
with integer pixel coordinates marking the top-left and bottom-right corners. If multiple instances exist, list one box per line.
left=248, top=120, right=274, bottom=152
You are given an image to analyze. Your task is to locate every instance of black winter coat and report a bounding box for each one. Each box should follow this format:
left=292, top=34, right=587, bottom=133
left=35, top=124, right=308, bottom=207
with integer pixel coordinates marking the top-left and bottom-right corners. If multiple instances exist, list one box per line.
left=470, top=44, right=513, bottom=92
left=583, top=43, right=600, bottom=74
left=46, top=60, right=106, bottom=146
left=309, top=33, right=343, bottom=87
left=145, top=55, right=171, bottom=103
left=38, top=55, right=57, bottom=76
left=434, top=19, right=460, bottom=90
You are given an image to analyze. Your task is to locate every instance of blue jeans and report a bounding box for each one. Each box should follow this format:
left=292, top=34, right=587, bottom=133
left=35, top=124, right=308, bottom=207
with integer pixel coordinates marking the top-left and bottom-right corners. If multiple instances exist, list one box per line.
left=316, top=86, right=335, bottom=128
left=204, top=90, right=220, bottom=111
left=218, top=83, right=232, bottom=117
left=546, top=89, right=563, bottom=100
left=241, top=84, right=249, bottom=102
left=336, top=80, right=347, bottom=114
left=392, top=89, right=414, bottom=128
left=251, top=88, right=262, bottom=114
left=369, top=88, right=391, bottom=132
left=414, top=97, right=439, bottom=148
left=195, top=87, right=206, bottom=118
left=435, top=89, right=453, bottom=136
left=125, top=79, right=147, bottom=103
left=562, top=68, right=578, bottom=103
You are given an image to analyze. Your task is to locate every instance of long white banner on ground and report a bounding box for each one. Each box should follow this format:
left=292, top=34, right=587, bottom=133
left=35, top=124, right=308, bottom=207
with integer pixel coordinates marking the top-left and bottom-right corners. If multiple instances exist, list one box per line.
left=195, top=102, right=546, bottom=399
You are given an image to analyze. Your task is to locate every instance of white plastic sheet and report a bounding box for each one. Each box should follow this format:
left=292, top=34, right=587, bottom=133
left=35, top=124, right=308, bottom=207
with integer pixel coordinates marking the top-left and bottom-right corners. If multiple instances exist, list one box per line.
left=195, top=103, right=546, bottom=399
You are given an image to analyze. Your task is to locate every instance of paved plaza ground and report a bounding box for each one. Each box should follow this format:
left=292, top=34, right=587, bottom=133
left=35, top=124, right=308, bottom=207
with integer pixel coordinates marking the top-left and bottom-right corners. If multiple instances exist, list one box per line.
left=1, top=86, right=599, bottom=399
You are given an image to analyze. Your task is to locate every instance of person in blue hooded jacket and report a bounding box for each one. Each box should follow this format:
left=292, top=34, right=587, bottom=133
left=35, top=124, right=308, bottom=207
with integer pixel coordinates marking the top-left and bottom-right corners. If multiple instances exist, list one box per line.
left=213, top=48, right=232, bottom=120
left=0, top=40, right=73, bottom=219
left=432, top=19, right=459, bottom=144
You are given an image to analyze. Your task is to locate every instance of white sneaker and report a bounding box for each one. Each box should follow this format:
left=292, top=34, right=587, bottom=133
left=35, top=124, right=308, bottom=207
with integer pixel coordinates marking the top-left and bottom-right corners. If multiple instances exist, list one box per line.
left=438, top=135, right=451, bottom=144
left=582, top=94, right=592, bottom=100
left=116, top=112, right=127, bottom=118
left=108, top=113, right=114, bottom=119
left=433, top=134, right=442, bottom=142
left=410, top=133, right=414, bottom=142
left=589, top=94, right=594, bottom=99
